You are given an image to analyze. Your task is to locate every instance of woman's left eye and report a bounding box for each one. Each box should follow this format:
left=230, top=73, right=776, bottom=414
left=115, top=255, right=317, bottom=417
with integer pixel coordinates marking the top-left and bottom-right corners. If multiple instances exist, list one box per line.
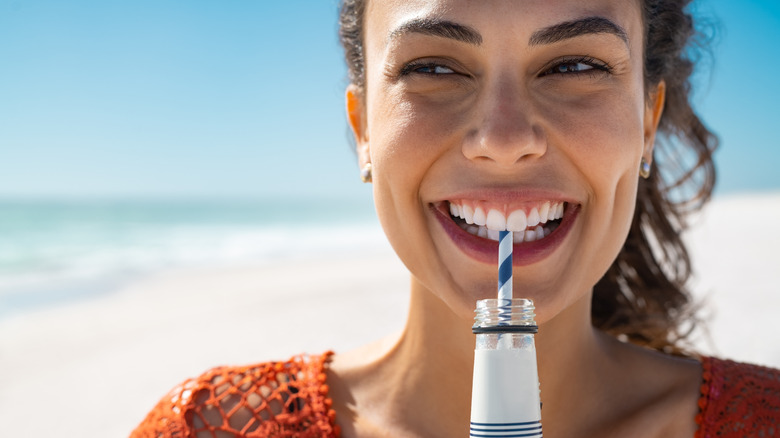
left=551, top=62, right=593, bottom=74
left=541, top=57, right=611, bottom=77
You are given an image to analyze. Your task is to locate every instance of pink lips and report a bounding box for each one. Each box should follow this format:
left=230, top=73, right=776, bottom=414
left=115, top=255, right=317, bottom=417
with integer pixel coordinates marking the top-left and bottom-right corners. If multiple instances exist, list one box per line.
left=432, top=202, right=579, bottom=266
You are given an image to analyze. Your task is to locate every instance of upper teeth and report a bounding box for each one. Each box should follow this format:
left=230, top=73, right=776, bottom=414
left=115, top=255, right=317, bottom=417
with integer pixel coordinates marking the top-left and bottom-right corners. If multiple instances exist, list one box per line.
left=449, top=201, right=564, bottom=232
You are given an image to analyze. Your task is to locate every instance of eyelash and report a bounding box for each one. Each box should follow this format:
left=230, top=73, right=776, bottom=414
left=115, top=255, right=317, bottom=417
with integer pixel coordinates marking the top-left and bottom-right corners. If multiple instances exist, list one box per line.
left=399, top=61, right=459, bottom=77
left=398, top=56, right=612, bottom=78
left=541, top=56, right=613, bottom=77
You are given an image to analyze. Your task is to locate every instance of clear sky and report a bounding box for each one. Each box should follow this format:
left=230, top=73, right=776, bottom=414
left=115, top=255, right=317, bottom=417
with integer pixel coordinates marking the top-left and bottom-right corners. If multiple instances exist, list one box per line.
left=1, top=0, right=778, bottom=200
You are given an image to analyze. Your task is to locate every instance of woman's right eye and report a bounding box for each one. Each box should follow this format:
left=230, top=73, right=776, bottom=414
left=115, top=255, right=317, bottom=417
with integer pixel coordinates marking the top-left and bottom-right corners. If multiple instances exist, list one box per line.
left=400, top=62, right=457, bottom=76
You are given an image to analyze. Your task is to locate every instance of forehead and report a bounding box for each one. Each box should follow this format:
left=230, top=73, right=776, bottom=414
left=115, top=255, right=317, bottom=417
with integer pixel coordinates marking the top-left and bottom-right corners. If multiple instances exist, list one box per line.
left=364, top=0, right=644, bottom=50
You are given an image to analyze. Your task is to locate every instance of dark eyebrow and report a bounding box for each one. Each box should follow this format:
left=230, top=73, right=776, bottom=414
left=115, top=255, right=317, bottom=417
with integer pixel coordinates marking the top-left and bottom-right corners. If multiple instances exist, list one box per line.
left=529, top=16, right=628, bottom=46
left=389, top=18, right=482, bottom=46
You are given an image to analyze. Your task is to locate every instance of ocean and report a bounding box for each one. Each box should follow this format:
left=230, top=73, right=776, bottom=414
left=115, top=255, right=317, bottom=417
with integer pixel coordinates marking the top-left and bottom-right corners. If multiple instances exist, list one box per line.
left=0, top=197, right=383, bottom=318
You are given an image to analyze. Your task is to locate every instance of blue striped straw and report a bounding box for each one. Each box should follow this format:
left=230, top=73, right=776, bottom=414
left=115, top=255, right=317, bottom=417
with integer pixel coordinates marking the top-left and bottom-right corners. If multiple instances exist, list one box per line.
left=497, top=230, right=513, bottom=304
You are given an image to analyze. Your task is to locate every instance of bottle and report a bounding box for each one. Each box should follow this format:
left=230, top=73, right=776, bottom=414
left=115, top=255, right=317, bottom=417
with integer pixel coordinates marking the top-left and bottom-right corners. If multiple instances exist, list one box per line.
left=469, top=298, right=543, bottom=438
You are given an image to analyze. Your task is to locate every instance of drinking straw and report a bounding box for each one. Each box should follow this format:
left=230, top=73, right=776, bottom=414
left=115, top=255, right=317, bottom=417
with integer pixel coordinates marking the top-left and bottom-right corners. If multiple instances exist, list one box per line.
left=497, top=230, right=513, bottom=303
left=497, top=230, right=513, bottom=349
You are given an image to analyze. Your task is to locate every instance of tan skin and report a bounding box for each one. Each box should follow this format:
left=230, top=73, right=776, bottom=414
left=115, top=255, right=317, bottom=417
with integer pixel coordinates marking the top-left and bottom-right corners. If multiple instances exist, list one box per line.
left=328, top=0, right=702, bottom=437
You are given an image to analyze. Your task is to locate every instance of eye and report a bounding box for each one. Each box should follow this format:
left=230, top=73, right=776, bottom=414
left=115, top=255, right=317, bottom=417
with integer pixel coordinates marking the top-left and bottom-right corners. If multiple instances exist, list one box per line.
left=550, top=62, right=594, bottom=74
left=540, top=56, right=611, bottom=77
left=400, top=62, right=457, bottom=76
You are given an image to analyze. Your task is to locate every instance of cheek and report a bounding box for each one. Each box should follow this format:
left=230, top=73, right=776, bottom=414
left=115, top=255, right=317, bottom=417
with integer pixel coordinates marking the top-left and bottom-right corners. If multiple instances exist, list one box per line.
left=364, top=90, right=441, bottom=262
left=366, top=87, right=471, bottom=191
left=538, top=87, right=646, bottom=207
left=538, top=89, right=645, bottom=287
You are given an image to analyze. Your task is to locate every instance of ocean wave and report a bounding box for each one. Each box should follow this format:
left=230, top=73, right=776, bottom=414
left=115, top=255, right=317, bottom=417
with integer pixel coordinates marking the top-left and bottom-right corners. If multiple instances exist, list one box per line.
left=0, top=199, right=384, bottom=316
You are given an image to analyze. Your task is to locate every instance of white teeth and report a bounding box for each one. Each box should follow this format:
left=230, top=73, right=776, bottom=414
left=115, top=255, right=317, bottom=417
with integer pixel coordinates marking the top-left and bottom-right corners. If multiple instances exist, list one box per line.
left=539, top=202, right=550, bottom=224
left=450, top=202, right=460, bottom=218
left=527, top=208, right=540, bottom=227
left=452, top=201, right=567, bottom=241
left=506, top=210, right=527, bottom=232
left=519, top=226, right=545, bottom=242
left=463, top=204, right=475, bottom=224
left=473, top=207, right=487, bottom=226
left=450, top=225, right=498, bottom=241
left=485, top=209, right=506, bottom=231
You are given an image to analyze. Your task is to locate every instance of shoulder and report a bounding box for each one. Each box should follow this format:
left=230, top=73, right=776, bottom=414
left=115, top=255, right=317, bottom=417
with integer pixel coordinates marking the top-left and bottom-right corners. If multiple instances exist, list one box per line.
left=696, top=356, right=780, bottom=437
left=129, top=352, right=339, bottom=438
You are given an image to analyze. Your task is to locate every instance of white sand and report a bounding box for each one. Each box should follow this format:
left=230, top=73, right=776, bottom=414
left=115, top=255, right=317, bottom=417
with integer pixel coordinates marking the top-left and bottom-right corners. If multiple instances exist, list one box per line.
left=684, top=192, right=780, bottom=366
left=1, top=192, right=778, bottom=437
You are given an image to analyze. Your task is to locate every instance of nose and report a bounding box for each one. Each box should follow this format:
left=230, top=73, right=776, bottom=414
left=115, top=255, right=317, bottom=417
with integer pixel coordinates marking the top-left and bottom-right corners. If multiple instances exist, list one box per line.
left=462, top=81, right=546, bottom=166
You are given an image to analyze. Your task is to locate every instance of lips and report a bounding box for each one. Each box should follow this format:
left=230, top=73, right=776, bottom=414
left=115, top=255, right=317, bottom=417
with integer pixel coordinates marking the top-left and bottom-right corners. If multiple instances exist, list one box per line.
left=432, top=198, right=579, bottom=266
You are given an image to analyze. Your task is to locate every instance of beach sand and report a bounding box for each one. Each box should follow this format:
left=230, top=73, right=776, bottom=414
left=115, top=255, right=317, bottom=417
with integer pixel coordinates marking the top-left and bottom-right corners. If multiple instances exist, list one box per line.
left=1, top=192, right=778, bottom=437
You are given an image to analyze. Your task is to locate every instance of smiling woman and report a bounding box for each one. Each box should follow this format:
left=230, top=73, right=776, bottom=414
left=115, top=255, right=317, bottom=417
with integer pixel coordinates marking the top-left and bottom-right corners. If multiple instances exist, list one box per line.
left=130, top=1, right=780, bottom=437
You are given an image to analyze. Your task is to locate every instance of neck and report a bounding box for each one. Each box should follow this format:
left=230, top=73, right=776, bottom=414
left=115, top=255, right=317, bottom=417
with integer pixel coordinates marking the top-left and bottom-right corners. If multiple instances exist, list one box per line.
left=534, top=295, right=612, bottom=426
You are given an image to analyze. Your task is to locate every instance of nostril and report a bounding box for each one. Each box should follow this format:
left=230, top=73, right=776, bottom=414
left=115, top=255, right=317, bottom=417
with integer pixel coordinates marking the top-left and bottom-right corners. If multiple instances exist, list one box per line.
left=463, top=121, right=547, bottom=165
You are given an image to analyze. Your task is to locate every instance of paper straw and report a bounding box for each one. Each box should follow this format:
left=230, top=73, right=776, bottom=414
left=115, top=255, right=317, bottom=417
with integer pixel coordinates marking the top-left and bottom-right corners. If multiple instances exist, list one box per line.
left=497, top=230, right=513, bottom=303
left=497, top=230, right=513, bottom=349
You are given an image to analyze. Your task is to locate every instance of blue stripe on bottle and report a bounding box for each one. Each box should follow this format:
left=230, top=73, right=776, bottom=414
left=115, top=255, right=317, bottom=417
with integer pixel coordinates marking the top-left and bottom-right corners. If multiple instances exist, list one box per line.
left=469, top=432, right=542, bottom=438
left=471, top=426, right=542, bottom=432
left=469, top=421, right=543, bottom=438
left=471, top=421, right=540, bottom=426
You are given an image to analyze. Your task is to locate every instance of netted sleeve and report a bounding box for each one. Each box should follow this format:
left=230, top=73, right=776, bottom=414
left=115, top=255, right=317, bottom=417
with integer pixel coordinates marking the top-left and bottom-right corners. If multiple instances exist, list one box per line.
left=695, top=356, right=780, bottom=438
left=129, top=352, right=339, bottom=438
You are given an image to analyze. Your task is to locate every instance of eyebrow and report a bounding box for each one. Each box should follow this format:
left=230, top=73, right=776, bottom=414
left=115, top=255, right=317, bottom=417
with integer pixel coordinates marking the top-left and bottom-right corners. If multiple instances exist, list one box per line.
left=388, top=18, right=482, bottom=46
left=389, top=16, right=628, bottom=48
left=529, top=16, right=629, bottom=46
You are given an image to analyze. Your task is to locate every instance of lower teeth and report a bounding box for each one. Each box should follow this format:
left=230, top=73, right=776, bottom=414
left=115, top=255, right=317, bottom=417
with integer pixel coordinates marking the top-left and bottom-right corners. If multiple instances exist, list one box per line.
left=458, top=221, right=559, bottom=242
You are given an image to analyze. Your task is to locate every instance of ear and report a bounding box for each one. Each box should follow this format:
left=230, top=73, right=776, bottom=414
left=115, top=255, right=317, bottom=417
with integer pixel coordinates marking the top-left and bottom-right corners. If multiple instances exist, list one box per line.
left=346, top=84, right=370, bottom=168
left=643, top=80, right=666, bottom=162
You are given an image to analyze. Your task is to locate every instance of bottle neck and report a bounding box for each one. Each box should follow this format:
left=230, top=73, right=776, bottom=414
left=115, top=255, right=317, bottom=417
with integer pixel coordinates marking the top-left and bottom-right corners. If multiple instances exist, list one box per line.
left=472, top=298, right=538, bottom=334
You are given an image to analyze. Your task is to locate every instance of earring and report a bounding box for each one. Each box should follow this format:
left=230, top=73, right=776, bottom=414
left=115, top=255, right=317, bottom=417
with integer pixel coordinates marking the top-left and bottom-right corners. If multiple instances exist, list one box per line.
left=639, top=157, right=652, bottom=179
left=360, top=163, right=372, bottom=183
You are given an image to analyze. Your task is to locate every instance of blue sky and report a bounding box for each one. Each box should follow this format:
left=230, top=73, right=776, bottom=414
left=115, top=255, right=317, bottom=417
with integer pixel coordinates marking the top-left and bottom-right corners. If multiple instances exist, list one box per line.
left=0, top=0, right=778, bottom=199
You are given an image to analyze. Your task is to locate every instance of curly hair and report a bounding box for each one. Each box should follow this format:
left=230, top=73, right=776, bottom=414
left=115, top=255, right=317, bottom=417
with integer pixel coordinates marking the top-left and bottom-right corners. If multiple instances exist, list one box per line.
left=592, top=0, right=718, bottom=353
left=338, top=0, right=718, bottom=354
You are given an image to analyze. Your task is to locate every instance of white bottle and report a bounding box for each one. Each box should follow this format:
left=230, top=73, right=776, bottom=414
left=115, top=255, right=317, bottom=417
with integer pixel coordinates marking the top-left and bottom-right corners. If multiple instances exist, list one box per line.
left=469, top=299, right=543, bottom=438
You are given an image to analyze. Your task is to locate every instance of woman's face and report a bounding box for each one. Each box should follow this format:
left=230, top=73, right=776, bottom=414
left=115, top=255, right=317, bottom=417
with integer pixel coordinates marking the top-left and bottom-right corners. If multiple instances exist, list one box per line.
left=348, top=0, right=663, bottom=322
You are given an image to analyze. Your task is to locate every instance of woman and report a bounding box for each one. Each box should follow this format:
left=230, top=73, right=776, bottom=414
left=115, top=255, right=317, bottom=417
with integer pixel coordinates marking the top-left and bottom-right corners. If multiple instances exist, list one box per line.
left=131, top=0, right=780, bottom=437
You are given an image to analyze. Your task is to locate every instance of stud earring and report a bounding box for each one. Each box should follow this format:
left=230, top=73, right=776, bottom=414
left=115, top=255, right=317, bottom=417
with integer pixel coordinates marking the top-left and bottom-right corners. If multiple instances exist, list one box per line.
left=360, top=163, right=372, bottom=183
left=639, top=157, right=652, bottom=179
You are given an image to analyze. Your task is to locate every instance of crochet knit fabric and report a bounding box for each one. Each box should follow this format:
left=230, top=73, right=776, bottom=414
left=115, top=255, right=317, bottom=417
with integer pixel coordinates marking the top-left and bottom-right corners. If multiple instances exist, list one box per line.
left=130, top=352, right=339, bottom=438
left=131, top=354, right=779, bottom=437
left=695, top=356, right=780, bottom=438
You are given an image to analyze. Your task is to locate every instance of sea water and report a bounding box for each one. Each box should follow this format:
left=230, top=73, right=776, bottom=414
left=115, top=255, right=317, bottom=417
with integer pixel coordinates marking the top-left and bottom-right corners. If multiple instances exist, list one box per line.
left=0, top=197, right=380, bottom=318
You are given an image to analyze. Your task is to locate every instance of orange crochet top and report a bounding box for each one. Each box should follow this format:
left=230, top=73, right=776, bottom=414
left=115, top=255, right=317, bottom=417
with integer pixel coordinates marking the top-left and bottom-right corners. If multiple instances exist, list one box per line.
left=130, top=352, right=339, bottom=438
left=130, top=354, right=779, bottom=438
left=695, top=356, right=780, bottom=438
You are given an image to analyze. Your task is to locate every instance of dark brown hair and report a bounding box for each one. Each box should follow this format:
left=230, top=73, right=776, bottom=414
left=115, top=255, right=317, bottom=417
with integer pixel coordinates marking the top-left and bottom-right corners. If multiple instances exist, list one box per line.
left=338, top=0, right=718, bottom=353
